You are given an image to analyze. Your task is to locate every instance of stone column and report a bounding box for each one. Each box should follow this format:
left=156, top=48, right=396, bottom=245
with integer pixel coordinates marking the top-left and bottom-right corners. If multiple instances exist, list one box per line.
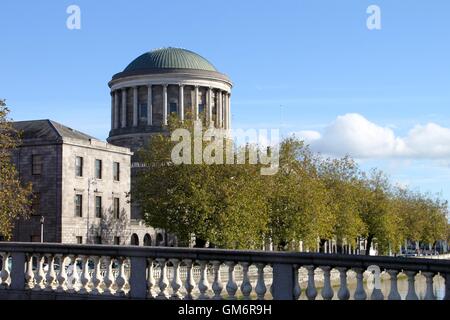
left=133, top=87, right=138, bottom=127
left=121, top=88, right=127, bottom=128
left=217, top=90, right=222, bottom=128
left=226, top=93, right=231, bottom=130
left=208, top=87, right=213, bottom=127
left=163, top=84, right=168, bottom=126
left=110, top=91, right=114, bottom=130
left=147, top=85, right=152, bottom=126
left=194, top=86, right=199, bottom=120
left=179, top=84, right=184, bottom=122
left=114, top=91, right=119, bottom=129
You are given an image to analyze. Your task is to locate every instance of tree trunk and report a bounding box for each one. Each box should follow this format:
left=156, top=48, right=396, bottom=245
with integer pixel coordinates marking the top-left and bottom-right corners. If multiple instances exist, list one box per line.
left=365, top=234, right=374, bottom=256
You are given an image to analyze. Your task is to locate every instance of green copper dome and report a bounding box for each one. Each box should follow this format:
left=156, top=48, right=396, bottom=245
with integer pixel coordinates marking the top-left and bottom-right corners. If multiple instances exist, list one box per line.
left=124, top=47, right=217, bottom=72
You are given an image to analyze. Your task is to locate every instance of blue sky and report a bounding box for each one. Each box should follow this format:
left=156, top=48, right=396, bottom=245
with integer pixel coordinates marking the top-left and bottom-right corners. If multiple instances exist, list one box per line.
left=1, top=1, right=450, bottom=200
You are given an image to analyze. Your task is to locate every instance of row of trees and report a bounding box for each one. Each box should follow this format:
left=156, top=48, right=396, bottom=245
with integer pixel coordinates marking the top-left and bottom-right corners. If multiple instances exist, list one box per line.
left=135, top=117, right=449, bottom=254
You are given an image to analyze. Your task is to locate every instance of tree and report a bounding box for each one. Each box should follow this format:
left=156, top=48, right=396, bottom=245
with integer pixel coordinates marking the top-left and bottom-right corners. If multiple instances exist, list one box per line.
left=0, top=99, right=33, bottom=239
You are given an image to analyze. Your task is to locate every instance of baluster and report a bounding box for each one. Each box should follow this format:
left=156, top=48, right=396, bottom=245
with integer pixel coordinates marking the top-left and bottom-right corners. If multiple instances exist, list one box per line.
left=44, top=254, right=57, bottom=291
left=337, top=267, right=350, bottom=300
left=353, top=268, right=367, bottom=300
left=156, top=258, right=169, bottom=299
left=90, top=256, right=103, bottom=295
left=320, top=266, right=334, bottom=300
left=293, top=265, right=301, bottom=300
left=197, top=260, right=210, bottom=300
left=170, top=259, right=183, bottom=299
left=115, top=257, right=128, bottom=296
left=147, top=258, right=156, bottom=299
left=240, top=262, right=252, bottom=300
left=79, top=255, right=91, bottom=294
left=255, top=263, right=267, bottom=300
left=211, top=261, right=223, bottom=300
left=387, top=269, right=401, bottom=300
left=68, top=255, right=81, bottom=293
left=25, top=254, right=35, bottom=290
left=0, top=252, right=10, bottom=288
left=33, top=254, right=45, bottom=291
left=183, top=259, right=195, bottom=300
left=56, top=255, right=68, bottom=292
left=405, top=271, right=418, bottom=300
left=225, top=261, right=238, bottom=300
left=305, top=265, right=317, bottom=300
left=422, top=272, right=436, bottom=300
left=103, top=256, right=115, bottom=295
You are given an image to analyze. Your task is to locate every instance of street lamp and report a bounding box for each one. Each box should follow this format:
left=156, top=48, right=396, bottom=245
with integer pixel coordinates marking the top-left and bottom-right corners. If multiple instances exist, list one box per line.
left=86, top=178, right=97, bottom=244
left=40, top=216, right=45, bottom=243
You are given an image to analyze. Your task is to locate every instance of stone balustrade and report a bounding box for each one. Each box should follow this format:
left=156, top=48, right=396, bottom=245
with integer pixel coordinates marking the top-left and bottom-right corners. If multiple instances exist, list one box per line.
left=0, top=243, right=449, bottom=300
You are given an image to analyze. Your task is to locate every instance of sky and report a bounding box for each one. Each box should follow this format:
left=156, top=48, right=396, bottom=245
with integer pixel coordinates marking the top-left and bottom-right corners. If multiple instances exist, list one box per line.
left=1, top=1, right=450, bottom=200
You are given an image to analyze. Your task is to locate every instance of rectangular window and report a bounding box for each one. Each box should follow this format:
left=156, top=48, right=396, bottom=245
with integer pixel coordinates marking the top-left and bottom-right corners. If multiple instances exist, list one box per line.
left=30, top=235, right=41, bottom=243
left=95, top=159, right=102, bottom=179
left=114, top=197, right=120, bottom=219
left=169, top=102, right=177, bottom=114
left=113, top=162, right=120, bottom=181
left=31, top=193, right=40, bottom=216
left=139, top=103, right=148, bottom=121
left=94, top=236, right=102, bottom=245
left=76, top=236, right=83, bottom=244
left=75, top=194, right=83, bottom=217
left=32, top=155, right=43, bottom=175
left=75, top=156, right=83, bottom=177
left=198, top=104, right=205, bottom=115
left=114, top=237, right=120, bottom=245
left=95, top=196, right=102, bottom=218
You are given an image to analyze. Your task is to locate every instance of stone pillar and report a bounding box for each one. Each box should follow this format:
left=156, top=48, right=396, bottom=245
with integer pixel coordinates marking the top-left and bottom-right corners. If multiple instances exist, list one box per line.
left=217, top=90, right=222, bottom=128
left=121, top=88, right=127, bottom=128
left=179, top=84, right=184, bottom=122
left=114, top=91, right=119, bottom=129
left=163, top=84, right=168, bottom=126
left=110, top=91, right=114, bottom=130
left=147, top=85, right=152, bottom=126
left=133, top=86, right=138, bottom=127
left=207, top=87, right=213, bottom=126
left=194, top=86, right=199, bottom=120
left=227, top=93, right=231, bottom=129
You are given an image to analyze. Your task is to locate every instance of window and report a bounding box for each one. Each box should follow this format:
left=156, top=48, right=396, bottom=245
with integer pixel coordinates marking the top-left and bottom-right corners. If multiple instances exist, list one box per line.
left=169, top=102, right=177, bottom=114
left=139, top=103, right=148, bottom=121
left=32, top=155, right=43, bottom=175
left=114, top=237, right=120, bottom=245
left=198, top=104, right=205, bottom=115
left=30, top=235, right=41, bottom=243
left=75, top=156, right=83, bottom=177
left=31, top=193, right=40, bottom=215
left=95, top=159, right=102, bottom=179
left=75, top=194, right=83, bottom=217
left=95, top=196, right=102, bottom=218
left=114, top=198, right=120, bottom=219
left=113, top=162, right=120, bottom=181
left=76, top=236, right=83, bottom=244
left=94, top=236, right=102, bottom=245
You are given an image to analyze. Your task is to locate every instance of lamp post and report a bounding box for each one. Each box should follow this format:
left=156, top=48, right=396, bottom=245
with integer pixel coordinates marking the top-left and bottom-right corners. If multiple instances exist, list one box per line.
left=86, top=178, right=97, bottom=244
left=40, top=216, right=45, bottom=243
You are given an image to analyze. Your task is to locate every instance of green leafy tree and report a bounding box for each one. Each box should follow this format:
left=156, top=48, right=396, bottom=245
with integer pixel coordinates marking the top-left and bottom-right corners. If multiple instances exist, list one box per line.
left=0, top=99, right=33, bottom=239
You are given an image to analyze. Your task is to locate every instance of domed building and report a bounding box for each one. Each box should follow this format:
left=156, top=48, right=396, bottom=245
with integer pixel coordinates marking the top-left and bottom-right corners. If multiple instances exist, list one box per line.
left=107, top=47, right=233, bottom=153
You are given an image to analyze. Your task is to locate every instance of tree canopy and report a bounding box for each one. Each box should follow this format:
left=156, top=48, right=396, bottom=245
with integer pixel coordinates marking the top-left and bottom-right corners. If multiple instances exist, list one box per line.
left=0, top=99, right=33, bottom=239
left=134, top=118, right=449, bottom=254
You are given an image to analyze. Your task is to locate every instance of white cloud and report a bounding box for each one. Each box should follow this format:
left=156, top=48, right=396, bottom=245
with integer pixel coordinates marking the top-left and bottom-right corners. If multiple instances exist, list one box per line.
left=292, top=113, right=450, bottom=159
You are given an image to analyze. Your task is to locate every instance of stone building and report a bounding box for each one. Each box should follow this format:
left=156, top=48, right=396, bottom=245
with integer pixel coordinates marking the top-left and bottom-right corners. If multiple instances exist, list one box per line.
left=11, top=120, right=165, bottom=245
left=9, top=47, right=232, bottom=247
left=107, top=47, right=233, bottom=223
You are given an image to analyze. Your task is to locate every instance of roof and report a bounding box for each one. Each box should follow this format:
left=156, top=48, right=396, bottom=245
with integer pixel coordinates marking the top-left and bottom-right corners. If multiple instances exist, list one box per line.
left=124, top=47, right=217, bottom=72
left=12, top=120, right=97, bottom=142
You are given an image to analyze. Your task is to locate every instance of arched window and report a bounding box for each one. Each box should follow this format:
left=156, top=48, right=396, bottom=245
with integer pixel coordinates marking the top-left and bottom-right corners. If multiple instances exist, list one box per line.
left=144, top=234, right=152, bottom=246
left=156, top=233, right=164, bottom=246
left=131, top=233, right=139, bottom=246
